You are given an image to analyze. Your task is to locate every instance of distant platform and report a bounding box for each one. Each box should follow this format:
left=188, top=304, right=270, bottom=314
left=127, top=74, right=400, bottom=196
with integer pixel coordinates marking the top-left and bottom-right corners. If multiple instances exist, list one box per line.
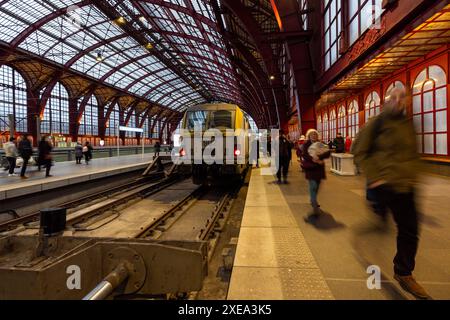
left=0, top=153, right=169, bottom=201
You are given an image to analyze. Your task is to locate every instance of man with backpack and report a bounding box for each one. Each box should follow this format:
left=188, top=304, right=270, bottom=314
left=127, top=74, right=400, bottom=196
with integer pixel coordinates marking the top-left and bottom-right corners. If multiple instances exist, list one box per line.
left=352, top=87, right=430, bottom=299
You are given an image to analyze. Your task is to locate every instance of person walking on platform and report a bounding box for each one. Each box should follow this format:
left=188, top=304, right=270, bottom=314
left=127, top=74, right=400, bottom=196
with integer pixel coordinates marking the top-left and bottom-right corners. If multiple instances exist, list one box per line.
left=18, top=134, right=32, bottom=179
left=352, top=87, right=430, bottom=300
left=276, top=129, right=291, bottom=184
left=333, top=133, right=345, bottom=153
left=4, top=137, right=18, bottom=176
left=154, top=141, right=161, bottom=159
left=301, top=129, right=331, bottom=219
left=83, top=141, right=93, bottom=165
left=75, top=142, right=83, bottom=164
left=38, top=136, right=53, bottom=177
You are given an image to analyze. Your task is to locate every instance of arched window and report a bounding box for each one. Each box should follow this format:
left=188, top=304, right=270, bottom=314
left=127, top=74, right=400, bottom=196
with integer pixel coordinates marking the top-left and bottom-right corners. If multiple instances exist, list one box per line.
left=0, top=65, right=28, bottom=133
left=412, top=65, right=447, bottom=155
left=337, top=105, right=346, bottom=136
left=348, top=100, right=359, bottom=138
left=79, top=95, right=99, bottom=136
left=329, top=109, right=337, bottom=140
left=105, top=103, right=119, bottom=137
left=385, top=81, right=405, bottom=103
left=126, top=110, right=136, bottom=138
left=322, top=113, right=329, bottom=142
left=41, top=82, right=69, bottom=134
left=365, top=91, right=381, bottom=122
left=317, top=114, right=323, bottom=138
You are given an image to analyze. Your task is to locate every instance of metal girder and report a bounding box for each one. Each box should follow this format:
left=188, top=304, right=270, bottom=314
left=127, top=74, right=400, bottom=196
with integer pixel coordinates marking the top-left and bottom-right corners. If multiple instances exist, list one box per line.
left=9, top=0, right=91, bottom=48
left=272, top=0, right=315, bottom=133
left=38, top=71, right=63, bottom=117
left=76, top=85, right=98, bottom=124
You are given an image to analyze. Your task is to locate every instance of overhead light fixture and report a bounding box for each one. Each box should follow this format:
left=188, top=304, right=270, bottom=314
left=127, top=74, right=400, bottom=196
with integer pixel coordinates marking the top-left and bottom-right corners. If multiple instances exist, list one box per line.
left=269, top=75, right=275, bottom=80
left=139, top=16, right=147, bottom=23
left=145, top=43, right=153, bottom=50
left=96, top=52, right=104, bottom=62
left=180, top=60, right=186, bottom=65
left=115, top=17, right=126, bottom=25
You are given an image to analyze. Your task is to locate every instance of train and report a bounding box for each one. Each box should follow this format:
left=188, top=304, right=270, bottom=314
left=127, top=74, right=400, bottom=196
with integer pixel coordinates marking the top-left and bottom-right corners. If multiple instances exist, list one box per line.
left=178, top=103, right=251, bottom=185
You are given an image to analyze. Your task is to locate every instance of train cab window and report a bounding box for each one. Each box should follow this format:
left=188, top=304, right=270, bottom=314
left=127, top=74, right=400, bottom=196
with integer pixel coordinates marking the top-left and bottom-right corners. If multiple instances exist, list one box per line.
left=186, top=111, right=208, bottom=131
left=209, top=110, right=234, bottom=129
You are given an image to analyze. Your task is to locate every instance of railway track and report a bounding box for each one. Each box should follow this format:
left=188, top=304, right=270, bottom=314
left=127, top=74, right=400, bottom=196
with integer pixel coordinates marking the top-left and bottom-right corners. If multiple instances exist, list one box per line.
left=0, top=164, right=172, bottom=233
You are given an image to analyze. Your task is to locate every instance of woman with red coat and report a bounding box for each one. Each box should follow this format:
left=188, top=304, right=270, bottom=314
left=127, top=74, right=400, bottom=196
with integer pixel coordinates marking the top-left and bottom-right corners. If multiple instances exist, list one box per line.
left=300, top=129, right=331, bottom=220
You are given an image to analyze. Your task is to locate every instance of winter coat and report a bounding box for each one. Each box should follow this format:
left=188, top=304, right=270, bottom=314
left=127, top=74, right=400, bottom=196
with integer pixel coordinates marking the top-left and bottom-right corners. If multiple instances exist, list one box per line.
left=3, top=141, right=18, bottom=157
left=18, top=138, right=32, bottom=159
left=333, top=137, right=345, bottom=153
left=75, top=145, right=83, bottom=157
left=352, top=109, right=421, bottom=193
left=301, top=140, right=330, bottom=181
left=38, top=141, right=52, bottom=162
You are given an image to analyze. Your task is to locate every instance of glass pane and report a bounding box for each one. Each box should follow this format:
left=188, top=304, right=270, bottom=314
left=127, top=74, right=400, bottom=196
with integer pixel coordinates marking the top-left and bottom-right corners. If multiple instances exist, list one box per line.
left=429, top=65, right=446, bottom=87
left=349, top=0, right=359, bottom=18
left=436, top=134, right=448, bottom=155
left=423, top=80, right=434, bottom=92
left=324, top=8, right=330, bottom=30
left=413, top=95, right=421, bottom=114
left=413, top=70, right=427, bottom=94
left=435, top=87, right=447, bottom=110
left=349, top=19, right=358, bottom=45
left=361, top=2, right=372, bottom=33
left=424, top=134, right=434, bottom=154
left=423, top=91, right=433, bottom=112
left=423, top=113, right=434, bottom=133
left=413, top=115, right=422, bottom=133
left=436, top=110, right=447, bottom=132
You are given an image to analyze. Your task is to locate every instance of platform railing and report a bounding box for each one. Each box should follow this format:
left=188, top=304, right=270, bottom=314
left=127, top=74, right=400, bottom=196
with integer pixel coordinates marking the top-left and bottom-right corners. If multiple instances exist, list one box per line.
left=0, top=145, right=171, bottom=163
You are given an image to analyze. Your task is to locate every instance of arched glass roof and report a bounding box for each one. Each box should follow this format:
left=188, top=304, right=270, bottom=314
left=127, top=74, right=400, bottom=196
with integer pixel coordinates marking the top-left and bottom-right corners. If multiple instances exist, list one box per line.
left=0, top=0, right=243, bottom=111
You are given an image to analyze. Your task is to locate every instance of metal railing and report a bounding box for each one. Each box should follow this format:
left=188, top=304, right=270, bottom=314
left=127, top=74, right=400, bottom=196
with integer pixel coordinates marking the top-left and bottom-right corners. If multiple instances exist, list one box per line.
left=0, top=145, right=171, bottom=163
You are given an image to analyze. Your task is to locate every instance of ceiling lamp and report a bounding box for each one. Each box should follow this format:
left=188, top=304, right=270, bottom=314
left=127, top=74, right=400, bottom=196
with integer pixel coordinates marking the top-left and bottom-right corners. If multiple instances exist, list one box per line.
left=269, top=75, right=275, bottom=80
left=96, top=52, right=104, bottom=62
left=139, top=16, right=147, bottom=23
left=145, top=43, right=153, bottom=50
left=115, top=17, right=126, bottom=25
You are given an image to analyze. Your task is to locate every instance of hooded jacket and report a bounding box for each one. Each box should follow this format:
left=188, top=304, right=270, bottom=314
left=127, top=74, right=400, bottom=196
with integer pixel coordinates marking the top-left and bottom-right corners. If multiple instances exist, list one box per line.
left=352, top=108, right=422, bottom=193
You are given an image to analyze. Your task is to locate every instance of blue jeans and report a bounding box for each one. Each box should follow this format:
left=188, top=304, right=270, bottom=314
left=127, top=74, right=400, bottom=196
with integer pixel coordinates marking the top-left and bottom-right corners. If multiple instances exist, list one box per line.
left=308, top=180, right=321, bottom=207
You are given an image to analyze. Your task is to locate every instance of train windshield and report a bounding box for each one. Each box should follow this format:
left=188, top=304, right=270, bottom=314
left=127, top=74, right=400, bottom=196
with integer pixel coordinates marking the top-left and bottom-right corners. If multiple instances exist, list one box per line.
left=186, top=110, right=235, bottom=131
left=209, top=110, right=234, bottom=130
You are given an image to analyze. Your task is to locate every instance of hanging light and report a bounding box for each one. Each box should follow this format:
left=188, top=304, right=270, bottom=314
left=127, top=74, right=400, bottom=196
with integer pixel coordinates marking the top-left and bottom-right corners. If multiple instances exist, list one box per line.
left=139, top=16, right=147, bottom=23
left=96, top=52, right=104, bottom=62
left=145, top=42, right=153, bottom=50
left=269, top=75, right=275, bottom=80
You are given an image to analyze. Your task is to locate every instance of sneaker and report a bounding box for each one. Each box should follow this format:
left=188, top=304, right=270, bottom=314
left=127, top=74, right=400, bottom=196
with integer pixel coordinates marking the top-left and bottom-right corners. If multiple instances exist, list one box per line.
left=394, top=274, right=431, bottom=300
left=12, top=173, right=18, bottom=176
left=8, top=174, right=12, bottom=177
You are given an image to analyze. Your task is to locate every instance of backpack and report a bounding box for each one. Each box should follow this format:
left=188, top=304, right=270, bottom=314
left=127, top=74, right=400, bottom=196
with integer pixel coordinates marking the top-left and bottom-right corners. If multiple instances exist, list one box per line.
left=82, top=146, right=88, bottom=153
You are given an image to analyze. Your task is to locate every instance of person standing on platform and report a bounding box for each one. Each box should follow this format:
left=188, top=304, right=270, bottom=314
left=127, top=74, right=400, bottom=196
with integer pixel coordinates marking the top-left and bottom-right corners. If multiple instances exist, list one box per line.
left=75, top=142, right=83, bottom=164
left=18, top=134, right=32, bottom=179
left=301, top=129, right=331, bottom=219
left=38, top=136, right=53, bottom=177
left=83, top=141, right=93, bottom=165
left=333, top=133, right=345, bottom=153
left=4, top=137, right=18, bottom=176
left=276, top=129, right=291, bottom=184
left=154, top=141, right=161, bottom=159
left=352, top=87, right=430, bottom=300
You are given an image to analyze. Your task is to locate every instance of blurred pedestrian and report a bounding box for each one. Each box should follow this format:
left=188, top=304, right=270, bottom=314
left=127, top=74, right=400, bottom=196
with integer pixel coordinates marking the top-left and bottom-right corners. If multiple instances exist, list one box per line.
left=75, top=142, right=83, bottom=164
left=83, top=141, right=93, bottom=165
left=18, top=134, right=32, bottom=179
left=352, top=87, right=430, bottom=299
left=3, top=137, right=18, bottom=176
left=38, top=136, right=53, bottom=177
left=333, top=133, right=345, bottom=153
left=276, top=129, right=291, bottom=184
left=154, top=140, right=161, bottom=158
left=301, top=129, right=331, bottom=219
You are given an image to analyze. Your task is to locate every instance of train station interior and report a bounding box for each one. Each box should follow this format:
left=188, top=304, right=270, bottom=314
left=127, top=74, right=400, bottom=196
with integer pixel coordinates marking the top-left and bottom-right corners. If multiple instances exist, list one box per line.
left=1, top=0, right=450, bottom=301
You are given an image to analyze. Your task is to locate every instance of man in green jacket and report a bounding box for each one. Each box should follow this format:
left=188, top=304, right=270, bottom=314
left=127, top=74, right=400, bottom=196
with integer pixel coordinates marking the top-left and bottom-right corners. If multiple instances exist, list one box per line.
left=352, top=87, right=430, bottom=299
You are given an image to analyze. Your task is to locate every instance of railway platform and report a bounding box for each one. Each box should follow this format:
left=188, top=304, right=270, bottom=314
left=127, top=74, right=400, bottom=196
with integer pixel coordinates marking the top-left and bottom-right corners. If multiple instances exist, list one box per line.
left=0, top=153, right=168, bottom=201
left=227, top=157, right=450, bottom=300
